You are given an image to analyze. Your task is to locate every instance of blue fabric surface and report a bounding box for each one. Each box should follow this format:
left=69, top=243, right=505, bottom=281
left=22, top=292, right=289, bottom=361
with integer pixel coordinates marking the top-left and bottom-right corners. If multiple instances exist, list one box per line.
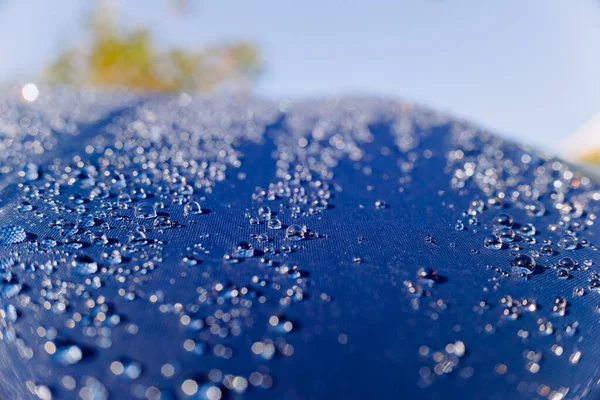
left=0, top=90, right=598, bottom=400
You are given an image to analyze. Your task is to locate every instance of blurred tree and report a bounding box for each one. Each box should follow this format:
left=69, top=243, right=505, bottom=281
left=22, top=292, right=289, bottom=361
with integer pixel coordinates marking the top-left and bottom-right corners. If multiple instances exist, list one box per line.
left=44, top=1, right=261, bottom=93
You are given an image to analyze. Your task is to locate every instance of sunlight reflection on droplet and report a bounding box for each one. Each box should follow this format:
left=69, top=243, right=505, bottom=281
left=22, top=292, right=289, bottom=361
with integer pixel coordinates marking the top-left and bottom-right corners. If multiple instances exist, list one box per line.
left=21, top=83, right=39, bottom=102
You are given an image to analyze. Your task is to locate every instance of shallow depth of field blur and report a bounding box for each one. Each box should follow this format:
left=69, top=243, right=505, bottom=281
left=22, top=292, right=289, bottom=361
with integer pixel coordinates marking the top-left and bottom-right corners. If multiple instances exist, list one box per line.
left=2, top=0, right=600, bottom=164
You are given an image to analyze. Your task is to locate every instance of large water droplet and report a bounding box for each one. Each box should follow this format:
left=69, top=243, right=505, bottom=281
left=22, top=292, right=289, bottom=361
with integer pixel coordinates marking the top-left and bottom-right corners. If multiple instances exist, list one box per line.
left=510, top=254, right=536, bottom=275
left=48, top=342, right=83, bottom=366
left=0, top=225, right=26, bottom=245
left=492, top=213, right=513, bottom=228
left=135, top=202, right=157, bottom=219
left=70, top=255, right=98, bottom=275
left=557, top=235, right=577, bottom=251
left=184, top=201, right=202, bottom=215
left=285, top=224, right=306, bottom=241
left=483, top=234, right=502, bottom=250
left=268, top=218, right=282, bottom=230
left=525, top=202, right=545, bottom=217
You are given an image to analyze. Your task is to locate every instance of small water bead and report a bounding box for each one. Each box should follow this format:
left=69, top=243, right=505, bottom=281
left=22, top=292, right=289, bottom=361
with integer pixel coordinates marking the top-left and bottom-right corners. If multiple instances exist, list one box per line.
left=519, top=223, right=536, bottom=237
left=249, top=217, right=260, bottom=225
left=483, top=235, right=502, bottom=250
left=79, top=213, right=96, bottom=228
left=135, top=202, right=157, bottom=219
left=468, top=199, right=485, bottom=215
left=424, top=235, right=436, bottom=244
left=105, top=250, right=123, bottom=265
left=48, top=342, right=83, bottom=366
left=510, top=254, right=536, bottom=275
left=153, top=216, right=172, bottom=229
left=258, top=206, right=272, bottom=220
left=525, top=202, right=546, bottom=217
left=110, top=359, right=142, bottom=380
left=257, top=233, right=269, bottom=242
left=39, top=237, right=57, bottom=249
left=487, top=196, right=504, bottom=209
left=375, top=200, right=388, bottom=209
left=557, top=269, right=569, bottom=279
left=589, top=278, right=600, bottom=292
left=0, top=225, right=27, bottom=245
left=90, top=233, right=109, bottom=246
left=492, top=213, right=513, bottom=228
left=1, top=304, right=17, bottom=323
left=0, top=281, right=22, bottom=299
left=416, top=267, right=442, bottom=285
left=118, top=192, right=132, bottom=203
left=455, top=221, right=465, bottom=231
left=18, top=201, right=33, bottom=212
left=540, top=244, right=554, bottom=255
left=285, top=224, right=306, bottom=241
left=70, top=255, right=98, bottom=275
left=234, top=242, right=255, bottom=258
left=184, top=201, right=202, bottom=215
left=21, top=162, right=39, bottom=181
left=268, top=218, right=282, bottom=230
left=558, top=257, right=575, bottom=270
left=557, top=235, right=577, bottom=250
left=128, top=231, right=148, bottom=246
left=497, top=228, right=516, bottom=243
left=269, top=315, right=294, bottom=334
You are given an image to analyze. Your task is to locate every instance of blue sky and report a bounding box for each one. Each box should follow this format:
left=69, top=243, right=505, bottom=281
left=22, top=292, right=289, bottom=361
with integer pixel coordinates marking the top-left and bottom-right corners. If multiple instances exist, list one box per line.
left=1, top=1, right=599, bottom=152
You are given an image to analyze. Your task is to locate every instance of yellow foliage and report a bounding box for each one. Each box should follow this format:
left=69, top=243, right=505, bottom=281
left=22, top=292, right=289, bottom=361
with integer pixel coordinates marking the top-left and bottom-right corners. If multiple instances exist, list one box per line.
left=44, top=2, right=261, bottom=93
left=581, top=149, right=600, bottom=165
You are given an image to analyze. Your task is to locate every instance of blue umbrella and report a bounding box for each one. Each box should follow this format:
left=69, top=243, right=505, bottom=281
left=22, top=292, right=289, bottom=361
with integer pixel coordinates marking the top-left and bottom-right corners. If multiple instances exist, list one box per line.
left=0, top=89, right=598, bottom=400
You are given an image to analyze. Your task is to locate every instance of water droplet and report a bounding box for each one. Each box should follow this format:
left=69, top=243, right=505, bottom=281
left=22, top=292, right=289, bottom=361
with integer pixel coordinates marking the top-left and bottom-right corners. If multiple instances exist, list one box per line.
left=268, top=218, right=282, bottom=230
left=0, top=225, right=26, bottom=245
left=557, top=269, right=569, bottom=279
left=110, top=359, right=142, bottom=380
left=105, top=250, right=123, bottom=265
left=48, top=342, right=83, bottom=366
left=468, top=199, right=485, bottom=215
left=127, top=231, right=148, bottom=246
left=540, top=244, right=554, bottom=255
left=18, top=201, right=33, bottom=212
left=135, top=202, right=157, bottom=219
left=525, top=202, right=545, bottom=217
left=497, top=228, right=516, bottom=243
left=39, top=237, right=57, bottom=249
left=70, top=255, right=98, bottom=275
left=492, top=213, right=513, bottom=228
left=510, top=254, right=536, bottom=275
left=558, top=257, right=575, bottom=270
left=79, top=213, right=95, bottom=228
left=375, top=200, right=388, bottom=209
left=233, top=242, right=255, bottom=258
left=0, top=281, right=22, bottom=299
left=519, top=223, right=536, bottom=237
left=153, top=216, right=172, bottom=229
left=557, top=235, right=577, bottom=250
left=258, top=206, right=272, bottom=220
left=184, top=201, right=202, bottom=216
left=589, top=278, right=600, bottom=292
left=483, top=235, right=502, bottom=250
left=285, top=224, right=306, bottom=241
left=417, top=267, right=443, bottom=285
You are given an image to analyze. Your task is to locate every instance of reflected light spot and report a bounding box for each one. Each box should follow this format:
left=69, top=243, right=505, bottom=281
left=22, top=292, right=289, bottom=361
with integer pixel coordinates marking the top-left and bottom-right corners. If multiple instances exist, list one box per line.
left=22, top=83, right=39, bottom=102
